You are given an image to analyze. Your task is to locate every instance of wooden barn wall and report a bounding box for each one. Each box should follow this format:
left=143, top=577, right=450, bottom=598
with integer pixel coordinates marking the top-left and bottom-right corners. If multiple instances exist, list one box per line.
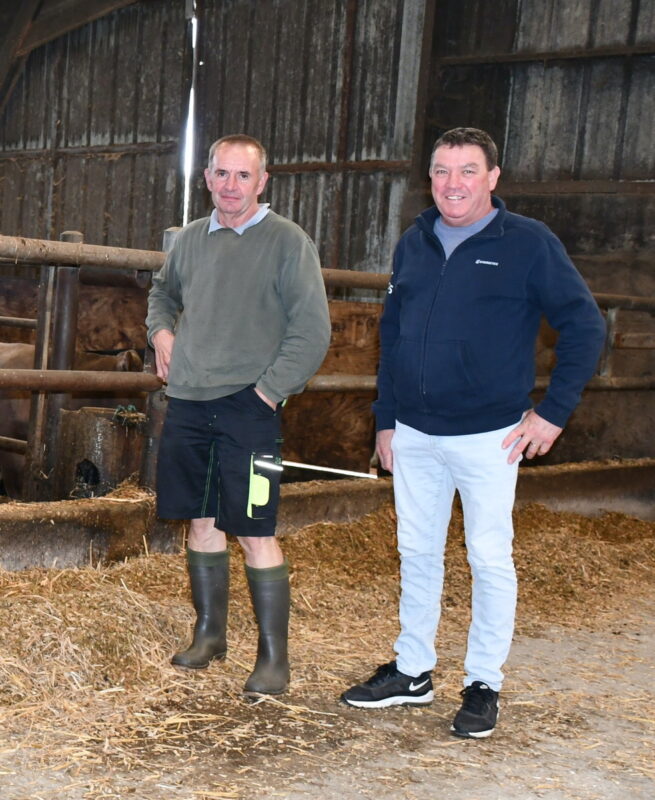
left=0, top=0, right=191, bottom=352
left=186, top=0, right=430, bottom=470
left=191, top=0, right=429, bottom=285
left=0, top=0, right=190, bottom=251
left=422, top=0, right=655, bottom=462
left=426, top=0, right=655, bottom=265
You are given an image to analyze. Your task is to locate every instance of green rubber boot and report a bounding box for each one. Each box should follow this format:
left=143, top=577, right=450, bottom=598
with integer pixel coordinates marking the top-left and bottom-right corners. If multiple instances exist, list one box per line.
left=244, top=561, right=290, bottom=694
left=171, top=548, right=229, bottom=669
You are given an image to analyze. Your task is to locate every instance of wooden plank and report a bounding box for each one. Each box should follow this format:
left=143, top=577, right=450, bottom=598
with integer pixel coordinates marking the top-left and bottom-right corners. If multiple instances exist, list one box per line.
left=636, top=0, right=655, bottom=44
left=503, top=194, right=655, bottom=265
left=438, top=43, right=655, bottom=64
left=248, top=0, right=288, bottom=155
left=620, top=59, right=655, bottom=178
left=539, top=64, right=585, bottom=180
left=62, top=25, right=93, bottom=148
left=19, top=159, right=51, bottom=240
left=500, top=180, right=655, bottom=195
left=111, top=6, right=139, bottom=145
left=105, top=155, right=135, bottom=247
left=502, top=65, right=545, bottom=181
left=549, top=0, right=591, bottom=50
left=578, top=60, right=625, bottom=179
left=88, top=14, right=117, bottom=147
left=0, top=160, right=23, bottom=236
left=591, top=0, right=632, bottom=46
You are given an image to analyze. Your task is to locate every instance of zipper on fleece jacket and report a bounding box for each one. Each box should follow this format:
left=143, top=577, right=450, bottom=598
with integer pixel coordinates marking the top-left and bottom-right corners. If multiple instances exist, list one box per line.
left=415, top=221, right=501, bottom=409
left=419, top=239, right=447, bottom=406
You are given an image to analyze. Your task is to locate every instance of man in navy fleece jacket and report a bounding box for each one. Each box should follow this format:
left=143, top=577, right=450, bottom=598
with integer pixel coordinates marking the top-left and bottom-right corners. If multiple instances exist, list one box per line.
left=341, top=128, right=606, bottom=738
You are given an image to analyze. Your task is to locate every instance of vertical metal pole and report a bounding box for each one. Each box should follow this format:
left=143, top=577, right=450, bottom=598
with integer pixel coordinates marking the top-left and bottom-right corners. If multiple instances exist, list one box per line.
left=139, top=227, right=180, bottom=489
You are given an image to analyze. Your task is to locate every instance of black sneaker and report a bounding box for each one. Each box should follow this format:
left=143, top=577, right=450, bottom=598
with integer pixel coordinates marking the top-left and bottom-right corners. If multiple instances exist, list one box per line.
left=340, top=661, right=434, bottom=708
left=450, top=681, right=499, bottom=738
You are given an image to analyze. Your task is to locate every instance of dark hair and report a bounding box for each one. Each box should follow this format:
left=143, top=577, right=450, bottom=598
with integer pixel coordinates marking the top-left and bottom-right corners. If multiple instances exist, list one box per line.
left=207, top=134, right=267, bottom=173
left=430, top=128, right=498, bottom=171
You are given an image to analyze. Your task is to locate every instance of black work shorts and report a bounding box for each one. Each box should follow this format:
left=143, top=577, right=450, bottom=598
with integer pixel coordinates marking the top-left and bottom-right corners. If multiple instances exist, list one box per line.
left=156, top=387, right=283, bottom=537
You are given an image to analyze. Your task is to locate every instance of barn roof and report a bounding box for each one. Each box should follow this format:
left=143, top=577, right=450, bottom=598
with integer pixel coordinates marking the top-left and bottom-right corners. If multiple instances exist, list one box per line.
left=0, top=0, right=138, bottom=114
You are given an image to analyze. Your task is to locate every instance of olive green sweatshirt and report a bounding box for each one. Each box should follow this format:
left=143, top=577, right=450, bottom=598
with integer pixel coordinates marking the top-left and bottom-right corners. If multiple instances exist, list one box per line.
left=146, top=211, right=331, bottom=403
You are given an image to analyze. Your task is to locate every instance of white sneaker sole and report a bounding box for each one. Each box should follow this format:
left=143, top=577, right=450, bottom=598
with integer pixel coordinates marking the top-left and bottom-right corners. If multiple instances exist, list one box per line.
left=450, top=724, right=495, bottom=738
left=342, top=690, right=434, bottom=709
left=450, top=706, right=499, bottom=738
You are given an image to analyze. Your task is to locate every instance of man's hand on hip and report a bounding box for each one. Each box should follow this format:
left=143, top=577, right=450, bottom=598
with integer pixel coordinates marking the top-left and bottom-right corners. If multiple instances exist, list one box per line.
left=152, top=329, right=175, bottom=381
left=502, top=410, right=563, bottom=465
left=376, top=429, right=395, bottom=473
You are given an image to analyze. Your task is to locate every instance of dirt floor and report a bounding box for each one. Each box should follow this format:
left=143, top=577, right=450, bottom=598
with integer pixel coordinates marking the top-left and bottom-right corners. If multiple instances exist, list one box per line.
left=0, top=501, right=653, bottom=799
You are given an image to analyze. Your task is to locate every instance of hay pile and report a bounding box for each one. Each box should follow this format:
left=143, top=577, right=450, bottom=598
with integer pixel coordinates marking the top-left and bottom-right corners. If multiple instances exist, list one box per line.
left=0, top=502, right=653, bottom=796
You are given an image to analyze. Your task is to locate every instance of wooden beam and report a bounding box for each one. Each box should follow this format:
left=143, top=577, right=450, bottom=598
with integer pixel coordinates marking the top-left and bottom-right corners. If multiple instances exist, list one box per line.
left=500, top=180, right=655, bottom=196
left=17, top=0, right=138, bottom=56
left=437, top=42, right=655, bottom=67
left=0, top=0, right=41, bottom=97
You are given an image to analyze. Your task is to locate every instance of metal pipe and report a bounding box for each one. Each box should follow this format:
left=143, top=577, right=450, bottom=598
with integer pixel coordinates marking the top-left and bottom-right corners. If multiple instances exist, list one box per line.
left=0, top=234, right=164, bottom=272
left=534, top=376, right=655, bottom=391
left=0, top=315, right=37, bottom=329
left=0, top=369, right=161, bottom=392
left=1, top=234, right=654, bottom=314
left=306, top=374, right=377, bottom=391
left=0, top=435, right=27, bottom=454
left=307, top=374, right=655, bottom=392
left=322, top=268, right=388, bottom=291
left=0, top=370, right=651, bottom=397
left=594, top=293, right=655, bottom=312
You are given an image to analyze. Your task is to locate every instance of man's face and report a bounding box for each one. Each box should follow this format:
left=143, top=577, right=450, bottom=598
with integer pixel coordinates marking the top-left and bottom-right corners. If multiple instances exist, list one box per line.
left=429, top=144, right=500, bottom=227
left=204, top=143, right=268, bottom=226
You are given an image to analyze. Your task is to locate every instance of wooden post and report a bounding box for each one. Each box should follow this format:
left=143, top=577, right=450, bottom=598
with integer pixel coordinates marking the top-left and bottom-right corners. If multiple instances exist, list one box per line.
left=23, top=231, right=83, bottom=500
left=22, top=258, right=57, bottom=500
left=44, top=231, right=83, bottom=495
left=139, top=227, right=180, bottom=489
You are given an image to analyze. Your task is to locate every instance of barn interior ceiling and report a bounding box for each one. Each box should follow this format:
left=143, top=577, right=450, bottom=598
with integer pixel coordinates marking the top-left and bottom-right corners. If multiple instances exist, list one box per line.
left=0, top=0, right=138, bottom=116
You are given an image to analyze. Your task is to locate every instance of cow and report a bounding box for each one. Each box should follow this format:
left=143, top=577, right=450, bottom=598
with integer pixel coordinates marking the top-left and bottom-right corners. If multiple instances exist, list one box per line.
left=0, top=342, right=144, bottom=498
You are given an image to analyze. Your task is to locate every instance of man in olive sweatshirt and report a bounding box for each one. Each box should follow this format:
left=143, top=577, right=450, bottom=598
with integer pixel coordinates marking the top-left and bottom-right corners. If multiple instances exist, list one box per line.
left=146, top=134, right=331, bottom=695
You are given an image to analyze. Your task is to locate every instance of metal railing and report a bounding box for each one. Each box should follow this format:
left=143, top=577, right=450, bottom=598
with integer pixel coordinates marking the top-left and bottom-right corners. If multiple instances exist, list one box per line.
left=0, top=231, right=653, bottom=498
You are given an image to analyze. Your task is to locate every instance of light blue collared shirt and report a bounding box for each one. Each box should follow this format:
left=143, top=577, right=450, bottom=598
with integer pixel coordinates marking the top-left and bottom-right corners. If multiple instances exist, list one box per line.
left=208, top=203, right=270, bottom=236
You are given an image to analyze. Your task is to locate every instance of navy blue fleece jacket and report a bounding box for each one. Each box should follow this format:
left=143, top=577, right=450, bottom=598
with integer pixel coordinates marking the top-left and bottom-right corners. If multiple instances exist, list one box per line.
left=373, top=197, right=606, bottom=435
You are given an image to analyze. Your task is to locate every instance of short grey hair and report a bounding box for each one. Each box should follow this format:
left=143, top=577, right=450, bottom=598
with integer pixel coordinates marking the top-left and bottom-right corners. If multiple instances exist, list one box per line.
left=207, top=134, right=267, bottom=174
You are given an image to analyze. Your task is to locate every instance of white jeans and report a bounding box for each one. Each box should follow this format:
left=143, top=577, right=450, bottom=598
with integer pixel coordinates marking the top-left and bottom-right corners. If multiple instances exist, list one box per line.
left=392, top=420, right=520, bottom=691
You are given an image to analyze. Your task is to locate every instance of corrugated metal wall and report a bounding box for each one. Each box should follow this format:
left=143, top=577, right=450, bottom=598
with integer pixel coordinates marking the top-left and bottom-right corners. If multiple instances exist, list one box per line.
left=0, top=0, right=191, bottom=251
left=192, top=0, right=429, bottom=278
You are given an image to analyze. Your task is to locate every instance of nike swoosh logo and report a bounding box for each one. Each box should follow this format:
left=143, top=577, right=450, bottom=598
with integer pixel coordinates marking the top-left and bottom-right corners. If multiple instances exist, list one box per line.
left=409, top=678, right=430, bottom=691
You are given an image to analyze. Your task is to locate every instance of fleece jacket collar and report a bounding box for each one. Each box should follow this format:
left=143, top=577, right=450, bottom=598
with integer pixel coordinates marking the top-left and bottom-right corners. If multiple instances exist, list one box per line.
left=415, top=195, right=507, bottom=246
